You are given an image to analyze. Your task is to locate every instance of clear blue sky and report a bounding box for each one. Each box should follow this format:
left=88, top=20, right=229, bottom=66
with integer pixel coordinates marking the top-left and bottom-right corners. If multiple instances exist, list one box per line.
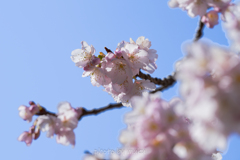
left=1, top=0, right=239, bottom=159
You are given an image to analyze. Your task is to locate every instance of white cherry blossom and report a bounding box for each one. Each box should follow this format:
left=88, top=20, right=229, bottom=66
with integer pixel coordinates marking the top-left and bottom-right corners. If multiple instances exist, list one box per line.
left=71, top=41, right=96, bottom=68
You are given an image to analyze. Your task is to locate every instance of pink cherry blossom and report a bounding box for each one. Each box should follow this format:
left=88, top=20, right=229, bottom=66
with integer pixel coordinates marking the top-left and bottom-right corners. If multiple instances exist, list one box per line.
left=56, top=130, right=76, bottom=147
left=105, top=58, right=133, bottom=85
left=71, top=41, right=96, bottom=68
left=121, top=43, right=149, bottom=75
left=175, top=41, right=240, bottom=153
left=129, top=37, right=158, bottom=74
left=18, top=104, right=39, bottom=122
left=168, top=0, right=231, bottom=18
left=18, top=131, right=33, bottom=146
left=57, top=102, right=79, bottom=131
left=119, top=80, right=156, bottom=107
left=208, top=0, right=231, bottom=11
left=202, top=10, right=219, bottom=28
left=36, top=115, right=61, bottom=138
left=223, top=3, right=240, bottom=53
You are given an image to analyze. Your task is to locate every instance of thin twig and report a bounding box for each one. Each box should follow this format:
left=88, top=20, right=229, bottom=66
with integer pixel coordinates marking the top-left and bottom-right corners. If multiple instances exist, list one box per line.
left=104, top=47, right=113, bottom=53
left=136, top=70, right=176, bottom=86
left=194, top=19, right=205, bottom=42
left=78, top=103, right=123, bottom=120
left=35, top=107, right=57, bottom=117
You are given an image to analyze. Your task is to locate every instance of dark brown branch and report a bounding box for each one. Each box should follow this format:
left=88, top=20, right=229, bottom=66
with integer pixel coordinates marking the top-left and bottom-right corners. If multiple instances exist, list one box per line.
left=136, top=70, right=176, bottom=87
left=194, top=19, right=205, bottom=42
left=150, top=75, right=176, bottom=93
left=78, top=103, right=123, bottom=120
left=104, top=47, right=113, bottom=53
left=35, top=106, right=57, bottom=117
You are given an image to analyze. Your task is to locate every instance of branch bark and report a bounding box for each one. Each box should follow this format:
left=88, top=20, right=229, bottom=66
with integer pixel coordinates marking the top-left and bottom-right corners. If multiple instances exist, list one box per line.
left=194, top=19, right=205, bottom=42
left=136, top=70, right=176, bottom=86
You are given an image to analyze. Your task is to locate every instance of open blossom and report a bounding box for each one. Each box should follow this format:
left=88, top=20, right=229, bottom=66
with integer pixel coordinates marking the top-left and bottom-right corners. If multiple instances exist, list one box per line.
left=208, top=0, right=231, bottom=11
left=212, top=152, right=223, bottom=160
left=18, top=125, right=40, bottom=146
left=223, top=3, right=240, bottom=53
left=71, top=41, right=96, bottom=68
left=71, top=37, right=158, bottom=105
left=121, top=43, right=149, bottom=75
left=55, top=102, right=80, bottom=147
left=168, top=0, right=231, bottom=18
left=105, top=58, right=133, bottom=84
left=176, top=41, right=240, bottom=153
left=56, top=130, right=76, bottom=147
left=129, top=36, right=158, bottom=74
left=18, top=104, right=39, bottom=122
left=186, top=0, right=209, bottom=17
left=120, top=80, right=156, bottom=107
left=57, top=102, right=79, bottom=131
left=118, top=93, right=216, bottom=159
left=18, top=131, right=33, bottom=146
left=18, top=101, right=82, bottom=147
left=36, top=115, right=61, bottom=138
left=83, top=63, right=111, bottom=87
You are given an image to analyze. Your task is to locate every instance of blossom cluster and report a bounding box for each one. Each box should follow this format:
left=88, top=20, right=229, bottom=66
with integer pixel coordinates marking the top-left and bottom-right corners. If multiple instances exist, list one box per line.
left=176, top=41, right=240, bottom=154
left=71, top=37, right=158, bottom=107
left=18, top=101, right=82, bottom=147
left=168, top=0, right=232, bottom=28
left=83, top=93, right=222, bottom=160
left=223, top=3, right=240, bottom=53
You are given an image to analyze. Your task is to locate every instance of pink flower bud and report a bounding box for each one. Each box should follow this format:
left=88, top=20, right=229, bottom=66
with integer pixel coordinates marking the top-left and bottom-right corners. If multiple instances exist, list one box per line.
left=18, top=104, right=39, bottom=122
left=201, top=10, right=219, bottom=28
left=18, top=131, right=32, bottom=146
left=18, top=105, right=33, bottom=122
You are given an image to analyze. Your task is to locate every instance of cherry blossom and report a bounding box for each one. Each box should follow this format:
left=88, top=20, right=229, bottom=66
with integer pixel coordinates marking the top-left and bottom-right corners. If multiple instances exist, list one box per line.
left=118, top=93, right=218, bottom=159
left=18, top=103, right=39, bottom=122
left=176, top=41, right=240, bottom=153
left=71, top=41, right=96, bottom=68
left=168, top=0, right=231, bottom=19
left=36, top=115, right=61, bottom=138
left=56, top=130, right=76, bottom=147
left=222, top=3, right=240, bottom=53
left=129, top=36, right=158, bottom=74
left=18, top=131, right=33, bottom=146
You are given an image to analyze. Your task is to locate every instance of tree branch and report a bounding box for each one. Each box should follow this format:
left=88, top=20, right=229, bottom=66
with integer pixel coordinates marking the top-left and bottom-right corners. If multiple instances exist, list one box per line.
left=35, top=106, right=57, bottom=117
left=78, top=103, right=123, bottom=120
left=33, top=72, right=176, bottom=121
left=104, top=47, right=113, bottom=53
left=150, top=75, right=176, bottom=93
left=136, top=70, right=176, bottom=86
left=194, top=19, right=205, bottom=42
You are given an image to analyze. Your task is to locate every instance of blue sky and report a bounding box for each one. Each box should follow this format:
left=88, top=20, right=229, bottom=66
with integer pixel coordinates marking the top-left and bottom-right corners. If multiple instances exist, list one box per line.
left=1, top=0, right=240, bottom=159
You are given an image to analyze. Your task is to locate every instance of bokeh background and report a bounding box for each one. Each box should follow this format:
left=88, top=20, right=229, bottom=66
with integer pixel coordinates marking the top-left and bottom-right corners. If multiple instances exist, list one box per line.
left=1, top=0, right=240, bottom=159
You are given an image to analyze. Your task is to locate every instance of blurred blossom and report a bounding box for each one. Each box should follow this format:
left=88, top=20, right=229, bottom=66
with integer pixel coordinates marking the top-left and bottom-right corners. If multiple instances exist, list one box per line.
left=18, top=104, right=39, bottom=122
left=176, top=41, right=240, bottom=153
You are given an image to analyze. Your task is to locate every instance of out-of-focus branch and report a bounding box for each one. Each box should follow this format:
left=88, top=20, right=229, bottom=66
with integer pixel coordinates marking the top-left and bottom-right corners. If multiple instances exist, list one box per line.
left=194, top=19, right=205, bottom=42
